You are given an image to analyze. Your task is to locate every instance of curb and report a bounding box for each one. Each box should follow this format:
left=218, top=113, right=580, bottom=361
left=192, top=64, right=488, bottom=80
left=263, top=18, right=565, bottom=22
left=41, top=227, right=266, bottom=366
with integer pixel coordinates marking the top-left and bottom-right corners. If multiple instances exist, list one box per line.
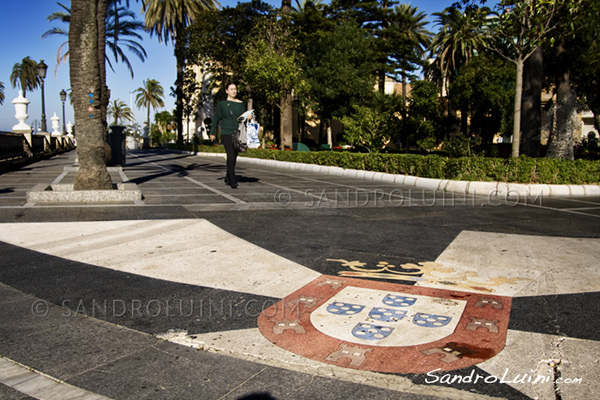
left=233, top=156, right=600, bottom=198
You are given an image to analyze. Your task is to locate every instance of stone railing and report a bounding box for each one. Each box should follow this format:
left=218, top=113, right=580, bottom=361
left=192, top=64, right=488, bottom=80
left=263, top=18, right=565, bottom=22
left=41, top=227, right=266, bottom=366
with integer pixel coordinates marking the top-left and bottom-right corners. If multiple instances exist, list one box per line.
left=0, top=131, right=75, bottom=164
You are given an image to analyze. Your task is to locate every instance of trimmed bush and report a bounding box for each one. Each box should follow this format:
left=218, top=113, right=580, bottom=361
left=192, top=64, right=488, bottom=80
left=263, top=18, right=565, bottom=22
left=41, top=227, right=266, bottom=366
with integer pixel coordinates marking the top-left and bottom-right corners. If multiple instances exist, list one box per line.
left=241, top=149, right=600, bottom=185
left=167, top=145, right=600, bottom=185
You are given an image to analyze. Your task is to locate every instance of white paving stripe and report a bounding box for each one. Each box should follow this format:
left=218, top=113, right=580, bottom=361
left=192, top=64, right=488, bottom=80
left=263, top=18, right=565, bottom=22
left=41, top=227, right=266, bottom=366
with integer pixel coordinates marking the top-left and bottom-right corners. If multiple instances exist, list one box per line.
left=0, top=356, right=112, bottom=400
left=478, top=330, right=598, bottom=400
left=157, top=328, right=501, bottom=400
left=0, top=220, right=321, bottom=299
left=430, top=230, right=600, bottom=296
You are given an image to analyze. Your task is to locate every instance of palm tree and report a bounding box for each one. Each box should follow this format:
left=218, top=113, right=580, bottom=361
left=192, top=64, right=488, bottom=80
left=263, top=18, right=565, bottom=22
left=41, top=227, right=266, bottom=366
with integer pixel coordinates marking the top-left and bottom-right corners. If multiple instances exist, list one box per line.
left=142, top=0, right=218, bottom=144
left=9, top=57, right=40, bottom=98
left=70, top=0, right=113, bottom=190
left=42, top=1, right=147, bottom=78
left=292, top=0, right=323, bottom=13
left=389, top=4, right=432, bottom=115
left=429, top=6, right=492, bottom=95
left=134, top=79, right=165, bottom=135
left=108, top=99, right=135, bottom=125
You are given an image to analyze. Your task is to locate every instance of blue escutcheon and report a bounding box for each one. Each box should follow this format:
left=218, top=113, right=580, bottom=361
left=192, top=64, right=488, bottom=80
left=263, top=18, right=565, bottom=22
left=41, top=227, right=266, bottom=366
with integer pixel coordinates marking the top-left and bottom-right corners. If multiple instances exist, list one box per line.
left=326, top=302, right=365, bottom=315
left=412, top=312, right=452, bottom=327
left=352, top=323, right=394, bottom=340
left=368, top=307, right=407, bottom=322
left=382, top=294, right=417, bottom=307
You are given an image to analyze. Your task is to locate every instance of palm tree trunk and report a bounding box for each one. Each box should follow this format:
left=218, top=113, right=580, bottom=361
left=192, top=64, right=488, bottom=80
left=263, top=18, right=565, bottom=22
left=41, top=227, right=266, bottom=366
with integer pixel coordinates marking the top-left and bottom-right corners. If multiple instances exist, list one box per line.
left=70, top=0, right=112, bottom=190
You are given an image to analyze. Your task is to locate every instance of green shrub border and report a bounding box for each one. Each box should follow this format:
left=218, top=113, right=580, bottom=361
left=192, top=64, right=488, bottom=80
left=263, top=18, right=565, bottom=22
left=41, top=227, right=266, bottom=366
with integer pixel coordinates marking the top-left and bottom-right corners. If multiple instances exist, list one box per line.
left=166, top=144, right=600, bottom=185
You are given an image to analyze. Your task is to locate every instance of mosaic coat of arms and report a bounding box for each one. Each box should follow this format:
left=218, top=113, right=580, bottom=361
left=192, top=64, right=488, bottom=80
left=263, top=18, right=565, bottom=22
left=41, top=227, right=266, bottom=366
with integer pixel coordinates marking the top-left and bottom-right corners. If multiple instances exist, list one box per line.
left=258, top=275, right=511, bottom=373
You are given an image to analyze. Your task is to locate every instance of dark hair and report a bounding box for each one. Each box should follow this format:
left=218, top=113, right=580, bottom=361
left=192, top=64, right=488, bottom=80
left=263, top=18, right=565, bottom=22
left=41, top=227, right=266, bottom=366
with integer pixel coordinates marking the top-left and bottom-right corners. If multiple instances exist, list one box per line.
left=225, top=81, right=237, bottom=90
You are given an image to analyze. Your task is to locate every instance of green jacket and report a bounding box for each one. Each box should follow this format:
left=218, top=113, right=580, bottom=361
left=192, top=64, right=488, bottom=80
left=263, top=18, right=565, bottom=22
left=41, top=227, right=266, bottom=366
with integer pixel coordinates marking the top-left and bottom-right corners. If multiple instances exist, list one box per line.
left=210, top=100, right=245, bottom=137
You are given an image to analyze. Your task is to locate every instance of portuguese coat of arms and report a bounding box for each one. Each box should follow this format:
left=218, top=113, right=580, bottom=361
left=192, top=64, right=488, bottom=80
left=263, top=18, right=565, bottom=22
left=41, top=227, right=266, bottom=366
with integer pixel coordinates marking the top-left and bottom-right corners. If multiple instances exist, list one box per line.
left=257, top=275, right=511, bottom=373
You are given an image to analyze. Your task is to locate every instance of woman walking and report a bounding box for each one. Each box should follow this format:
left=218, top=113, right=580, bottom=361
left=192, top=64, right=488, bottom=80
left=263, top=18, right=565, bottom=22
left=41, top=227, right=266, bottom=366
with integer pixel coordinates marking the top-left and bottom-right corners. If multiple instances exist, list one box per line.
left=209, top=82, right=245, bottom=188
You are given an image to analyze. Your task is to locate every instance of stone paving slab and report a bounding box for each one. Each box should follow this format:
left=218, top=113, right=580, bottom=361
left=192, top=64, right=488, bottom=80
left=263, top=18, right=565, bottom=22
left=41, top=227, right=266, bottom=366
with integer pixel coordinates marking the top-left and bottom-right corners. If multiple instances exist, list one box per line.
left=0, top=149, right=599, bottom=400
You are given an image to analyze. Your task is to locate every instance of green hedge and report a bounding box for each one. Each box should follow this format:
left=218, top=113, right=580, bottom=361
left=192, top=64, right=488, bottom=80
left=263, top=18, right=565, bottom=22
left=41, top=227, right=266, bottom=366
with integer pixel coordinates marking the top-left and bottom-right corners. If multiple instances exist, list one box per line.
left=167, top=143, right=226, bottom=153
left=166, top=145, right=599, bottom=184
left=241, top=149, right=600, bottom=184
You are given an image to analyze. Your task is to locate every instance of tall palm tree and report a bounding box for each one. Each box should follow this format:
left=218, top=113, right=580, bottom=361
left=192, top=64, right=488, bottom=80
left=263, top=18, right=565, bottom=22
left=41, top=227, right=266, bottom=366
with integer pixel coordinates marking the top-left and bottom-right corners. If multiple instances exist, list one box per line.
left=9, top=57, right=40, bottom=98
left=292, top=0, right=323, bottom=13
left=70, top=0, right=113, bottom=190
left=429, top=6, right=492, bottom=94
left=142, top=0, right=218, bottom=144
left=134, top=78, right=165, bottom=135
left=390, top=4, right=432, bottom=115
left=108, top=99, right=135, bottom=125
left=43, top=1, right=147, bottom=78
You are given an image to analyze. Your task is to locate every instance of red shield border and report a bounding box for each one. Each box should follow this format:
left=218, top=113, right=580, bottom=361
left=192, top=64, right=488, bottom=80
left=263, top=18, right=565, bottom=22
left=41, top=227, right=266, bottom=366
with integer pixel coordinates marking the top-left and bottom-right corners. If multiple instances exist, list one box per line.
left=257, top=275, right=511, bottom=374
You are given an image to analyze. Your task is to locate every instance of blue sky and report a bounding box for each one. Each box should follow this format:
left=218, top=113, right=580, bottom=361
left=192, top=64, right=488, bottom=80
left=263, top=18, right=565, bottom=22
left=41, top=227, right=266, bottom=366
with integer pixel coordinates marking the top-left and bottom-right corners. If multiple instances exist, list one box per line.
left=0, top=0, right=462, bottom=132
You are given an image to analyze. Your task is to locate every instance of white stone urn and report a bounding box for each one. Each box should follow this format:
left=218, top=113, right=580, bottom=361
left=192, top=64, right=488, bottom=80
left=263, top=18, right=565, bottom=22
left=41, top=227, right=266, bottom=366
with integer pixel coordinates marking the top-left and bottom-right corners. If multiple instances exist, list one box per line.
left=66, top=121, right=74, bottom=137
left=12, top=91, right=32, bottom=134
left=51, top=112, right=62, bottom=136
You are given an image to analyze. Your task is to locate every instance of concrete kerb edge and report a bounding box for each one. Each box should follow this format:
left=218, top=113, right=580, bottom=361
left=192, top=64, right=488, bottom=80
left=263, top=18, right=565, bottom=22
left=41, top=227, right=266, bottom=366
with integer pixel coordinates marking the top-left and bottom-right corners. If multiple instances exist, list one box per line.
left=214, top=153, right=600, bottom=198
left=26, top=165, right=143, bottom=204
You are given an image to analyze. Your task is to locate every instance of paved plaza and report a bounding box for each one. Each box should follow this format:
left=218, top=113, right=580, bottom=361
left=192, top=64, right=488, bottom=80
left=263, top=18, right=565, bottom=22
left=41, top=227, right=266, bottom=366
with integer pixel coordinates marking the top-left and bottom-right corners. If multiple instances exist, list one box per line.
left=0, top=149, right=599, bottom=400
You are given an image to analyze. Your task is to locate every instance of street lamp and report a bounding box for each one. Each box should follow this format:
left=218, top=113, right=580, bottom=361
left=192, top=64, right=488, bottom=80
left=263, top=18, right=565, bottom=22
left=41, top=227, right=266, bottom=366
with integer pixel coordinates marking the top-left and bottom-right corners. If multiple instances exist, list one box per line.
left=37, top=60, right=48, bottom=132
left=60, top=89, right=67, bottom=134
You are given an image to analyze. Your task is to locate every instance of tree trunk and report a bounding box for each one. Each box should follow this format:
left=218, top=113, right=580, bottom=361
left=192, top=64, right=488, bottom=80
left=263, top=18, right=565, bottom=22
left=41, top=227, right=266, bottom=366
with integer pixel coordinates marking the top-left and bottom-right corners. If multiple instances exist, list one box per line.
left=279, top=0, right=293, bottom=150
left=511, top=57, right=524, bottom=158
left=546, top=78, right=576, bottom=160
left=401, top=71, right=407, bottom=120
left=521, top=47, right=542, bottom=157
left=280, top=98, right=293, bottom=149
left=175, top=24, right=185, bottom=145
left=546, top=39, right=575, bottom=160
left=70, top=0, right=112, bottom=190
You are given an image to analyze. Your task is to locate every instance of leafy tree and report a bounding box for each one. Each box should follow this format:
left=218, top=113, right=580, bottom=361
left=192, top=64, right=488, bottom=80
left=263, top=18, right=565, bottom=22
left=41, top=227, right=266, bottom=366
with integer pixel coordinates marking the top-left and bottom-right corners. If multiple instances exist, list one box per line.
left=341, top=92, right=402, bottom=151
left=243, top=17, right=307, bottom=147
left=487, top=0, right=557, bottom=157
left=403, top=79, right=441, bottom=150
left=108, top=99, right=135, bottom=125
left=544, top=0, right=599, bottom=159
left=184, top=2, right=275, bottom=87
left=134, top=78, right=165, bottom=136
left=10, top=57, right=40, bottom=98
left=449, top=54, right=515, bottom=144
left=142, top=0, right=218, bottom=145
left=304, top=21, right=376, bottom=144
left=43, top=1, right=147, bottom=78
left=153, top=110, right=176, bottom=145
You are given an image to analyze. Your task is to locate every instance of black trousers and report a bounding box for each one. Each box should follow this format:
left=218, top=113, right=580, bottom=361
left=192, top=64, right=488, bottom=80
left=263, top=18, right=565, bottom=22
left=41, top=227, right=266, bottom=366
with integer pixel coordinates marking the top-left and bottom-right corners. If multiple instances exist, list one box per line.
left=222, top=134, right=237, bottom=183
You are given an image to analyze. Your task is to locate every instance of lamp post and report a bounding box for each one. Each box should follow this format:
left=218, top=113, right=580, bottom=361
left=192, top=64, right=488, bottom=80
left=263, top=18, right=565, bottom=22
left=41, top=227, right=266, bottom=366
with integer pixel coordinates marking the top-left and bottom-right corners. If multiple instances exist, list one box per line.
left=60, top=89, right=67, bottom=134
left=37, top=60, right=48, bottom=133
